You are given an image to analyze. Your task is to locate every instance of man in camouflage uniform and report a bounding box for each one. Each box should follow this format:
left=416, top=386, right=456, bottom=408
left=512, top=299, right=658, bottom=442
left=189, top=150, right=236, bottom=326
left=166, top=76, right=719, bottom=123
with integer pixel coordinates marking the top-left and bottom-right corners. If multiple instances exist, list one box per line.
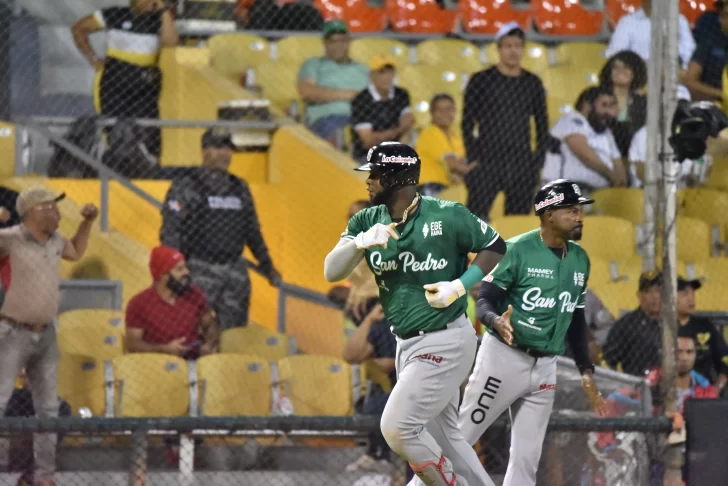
left=161, top=128, right=280, bottom=330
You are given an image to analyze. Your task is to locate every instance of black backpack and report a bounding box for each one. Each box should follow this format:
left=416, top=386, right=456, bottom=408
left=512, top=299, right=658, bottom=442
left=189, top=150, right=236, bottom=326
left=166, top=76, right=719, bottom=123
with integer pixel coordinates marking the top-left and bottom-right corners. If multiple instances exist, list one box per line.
left=47, top=115, right=101, bottom=178
left=102, top=118, right=158, bottom=179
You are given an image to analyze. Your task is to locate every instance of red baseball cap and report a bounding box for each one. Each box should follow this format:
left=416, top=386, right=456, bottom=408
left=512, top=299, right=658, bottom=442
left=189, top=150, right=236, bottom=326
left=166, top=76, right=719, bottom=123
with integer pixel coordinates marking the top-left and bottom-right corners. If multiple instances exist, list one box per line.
left=149, top=245, right=185, bottom=281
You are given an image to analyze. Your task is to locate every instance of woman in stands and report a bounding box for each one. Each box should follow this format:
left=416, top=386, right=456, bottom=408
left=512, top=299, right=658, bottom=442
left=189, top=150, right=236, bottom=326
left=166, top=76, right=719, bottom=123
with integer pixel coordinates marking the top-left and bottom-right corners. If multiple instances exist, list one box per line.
left=598, top=50, right=647, bottom=164
left=71, top=0, right=179, bottom=158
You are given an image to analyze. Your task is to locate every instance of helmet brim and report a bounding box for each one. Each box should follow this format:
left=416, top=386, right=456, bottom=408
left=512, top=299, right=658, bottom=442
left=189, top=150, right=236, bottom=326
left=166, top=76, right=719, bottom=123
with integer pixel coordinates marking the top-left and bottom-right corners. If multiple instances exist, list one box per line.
left=577, top=196, right=595, bottom=205
left=354, top=163, right=373, bottom=172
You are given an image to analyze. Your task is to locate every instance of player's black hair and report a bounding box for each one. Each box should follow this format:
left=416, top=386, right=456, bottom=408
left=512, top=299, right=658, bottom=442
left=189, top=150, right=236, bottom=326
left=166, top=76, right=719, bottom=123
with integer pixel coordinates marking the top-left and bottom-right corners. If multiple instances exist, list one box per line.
left=429, top=93, right=455, bottom=113
left=574, top=86, right=613, bottom=112
left=599, top=50, right=648, bottom=93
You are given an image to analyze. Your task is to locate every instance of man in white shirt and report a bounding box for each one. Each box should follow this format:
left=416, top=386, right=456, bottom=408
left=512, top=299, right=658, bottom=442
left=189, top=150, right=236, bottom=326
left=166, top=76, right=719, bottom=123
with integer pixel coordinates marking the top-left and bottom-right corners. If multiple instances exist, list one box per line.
left=543, top=87, right=627, bottom=193
left=606, top=0, right=695, bottom=69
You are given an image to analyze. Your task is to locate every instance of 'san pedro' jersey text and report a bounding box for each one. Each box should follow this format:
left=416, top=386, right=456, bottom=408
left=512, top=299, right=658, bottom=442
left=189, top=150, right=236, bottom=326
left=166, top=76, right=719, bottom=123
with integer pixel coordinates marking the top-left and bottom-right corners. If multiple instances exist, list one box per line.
left=342, top=197, right=500, bottom=335
left=484, top=229, right=590, bottom=355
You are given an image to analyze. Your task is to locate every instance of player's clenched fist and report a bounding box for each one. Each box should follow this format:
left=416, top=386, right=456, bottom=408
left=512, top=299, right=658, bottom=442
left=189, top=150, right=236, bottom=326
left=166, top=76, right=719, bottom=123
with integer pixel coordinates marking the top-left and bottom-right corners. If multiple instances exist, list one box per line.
left=354, top=223, right=400, bottom=250
left=494, top=305, right=514, bottom=345
left=423, top=279, right=466, bottom=308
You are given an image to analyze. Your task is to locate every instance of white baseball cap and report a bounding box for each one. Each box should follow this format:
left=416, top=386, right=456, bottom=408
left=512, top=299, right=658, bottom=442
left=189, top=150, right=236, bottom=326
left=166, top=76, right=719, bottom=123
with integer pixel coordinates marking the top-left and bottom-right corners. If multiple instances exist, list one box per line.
left=495, top=21, right=525, bottom=42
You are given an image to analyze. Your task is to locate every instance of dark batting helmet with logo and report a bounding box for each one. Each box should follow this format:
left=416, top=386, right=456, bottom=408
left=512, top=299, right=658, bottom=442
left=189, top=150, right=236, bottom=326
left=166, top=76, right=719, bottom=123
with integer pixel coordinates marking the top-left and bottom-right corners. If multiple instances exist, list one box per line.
left=534, top=179, right=595, bottom=215
left=355, top=142, right=421, bottom=189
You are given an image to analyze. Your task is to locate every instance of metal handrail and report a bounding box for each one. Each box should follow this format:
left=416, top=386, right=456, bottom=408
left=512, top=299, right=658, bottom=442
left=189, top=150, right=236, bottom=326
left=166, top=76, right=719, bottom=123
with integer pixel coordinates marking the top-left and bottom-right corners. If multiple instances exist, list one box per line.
left=15, top=116, right=289, bottom=130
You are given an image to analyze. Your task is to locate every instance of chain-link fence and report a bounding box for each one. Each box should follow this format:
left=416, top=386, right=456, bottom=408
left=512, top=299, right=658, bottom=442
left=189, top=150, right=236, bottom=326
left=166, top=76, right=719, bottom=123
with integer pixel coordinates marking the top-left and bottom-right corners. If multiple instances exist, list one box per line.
left=0, top=0, right=726, bottom=484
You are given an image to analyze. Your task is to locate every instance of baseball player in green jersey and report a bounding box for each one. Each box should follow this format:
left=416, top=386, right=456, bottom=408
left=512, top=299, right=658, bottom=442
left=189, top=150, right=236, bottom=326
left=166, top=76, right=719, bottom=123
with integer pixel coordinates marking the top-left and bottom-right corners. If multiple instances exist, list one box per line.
left=324, top=142, right=507, bottom=486
left=411, top=179, right=607, bottom=486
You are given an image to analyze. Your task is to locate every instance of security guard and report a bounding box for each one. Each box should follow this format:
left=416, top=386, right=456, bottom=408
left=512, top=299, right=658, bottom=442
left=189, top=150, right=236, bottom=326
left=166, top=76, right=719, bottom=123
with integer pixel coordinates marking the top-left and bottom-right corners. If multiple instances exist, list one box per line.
left=71, top=0, right=179, bottom=157
left=160, top=128, right=281, bottom=330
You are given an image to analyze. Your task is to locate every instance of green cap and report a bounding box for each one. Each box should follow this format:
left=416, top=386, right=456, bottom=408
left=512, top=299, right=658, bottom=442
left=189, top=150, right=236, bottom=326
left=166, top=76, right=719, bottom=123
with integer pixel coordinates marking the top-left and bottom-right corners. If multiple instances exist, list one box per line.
left=322, top=19, right=348, bottom=38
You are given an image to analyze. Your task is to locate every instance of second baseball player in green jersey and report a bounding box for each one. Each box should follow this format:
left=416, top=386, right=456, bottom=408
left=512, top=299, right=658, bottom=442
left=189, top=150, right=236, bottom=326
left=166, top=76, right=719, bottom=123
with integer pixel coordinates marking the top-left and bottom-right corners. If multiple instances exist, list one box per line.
left=342, top=197, right=500, bottom=336
left=485, top=229, right=591, bottom=355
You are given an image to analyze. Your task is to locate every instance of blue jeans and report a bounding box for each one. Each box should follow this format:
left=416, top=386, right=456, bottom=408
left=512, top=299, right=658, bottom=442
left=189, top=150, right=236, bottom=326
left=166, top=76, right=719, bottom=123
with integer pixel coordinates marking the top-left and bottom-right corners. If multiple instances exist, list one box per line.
left=309, top=114, right=350, bottom=141
left=362, top=393, right=415, bottom=481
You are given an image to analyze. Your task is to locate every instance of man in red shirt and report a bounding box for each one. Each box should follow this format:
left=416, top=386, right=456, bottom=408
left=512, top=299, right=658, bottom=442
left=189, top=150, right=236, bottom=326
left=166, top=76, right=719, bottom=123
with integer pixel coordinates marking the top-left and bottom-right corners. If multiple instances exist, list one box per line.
left=126, top=245, right=218, bottom=360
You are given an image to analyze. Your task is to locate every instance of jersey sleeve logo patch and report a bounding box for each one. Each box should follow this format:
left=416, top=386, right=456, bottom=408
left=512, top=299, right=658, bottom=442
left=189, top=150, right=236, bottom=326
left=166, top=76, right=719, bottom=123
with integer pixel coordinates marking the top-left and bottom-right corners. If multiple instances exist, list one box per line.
left=573, top=272, right=585, bottom=286
left=476, top=217, right=489, bottom=234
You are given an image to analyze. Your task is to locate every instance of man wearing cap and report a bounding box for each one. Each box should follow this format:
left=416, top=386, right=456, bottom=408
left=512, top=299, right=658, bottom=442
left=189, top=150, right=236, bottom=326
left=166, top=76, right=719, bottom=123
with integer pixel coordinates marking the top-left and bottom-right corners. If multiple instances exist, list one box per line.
left=297, top=20, right=369, bottom=145
left=126, top=245, right=218, bottom=359
left=603, top=271, right=663, bottom=377
left=676, top=276, right=728, bottom=391
left=0, top=186, right=97, bottom=486
left=161, top=129, right=280, bottom=331
left=462, top=21, right=549, bottom=219
left=350, top=56, right=414, bottom=162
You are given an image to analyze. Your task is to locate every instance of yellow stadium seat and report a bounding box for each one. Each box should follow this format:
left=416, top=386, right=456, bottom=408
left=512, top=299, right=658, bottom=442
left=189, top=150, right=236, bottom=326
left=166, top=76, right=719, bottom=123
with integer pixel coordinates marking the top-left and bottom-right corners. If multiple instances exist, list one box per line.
left=276, top=36, right=324, bottom=64
left=490, top=216, right=536, bottom=241
left=704, top=159, right=728, bottom=192
left=58, top=309, right=125, bottom=361
left=197, top=354, right=273, bottom=416
left=57, top=355, right=106, bottom=417
left=278, top=355, right=363, bottom=416
left=553, top=42, right=608, bottom=67
left=612, top=255, right=688, bottom=282
left=681, top=188, right=728, bottom=243
left=219, top=323, right=293, bottom=362
left=544, top=64, right=599, bottom=125
left=111, top=354, right=189, bottom=417
left=485, top=42, right=550, bottom=74
left=491, top=215, right=538, bottom=240
left=349, top=38, right=409, bottom=68
left=591, top=280, right=639, bottom=318
left=208, top=33, right=270, bottom=81
left=589, top=257, right=613, bottom=287
left=687, top=257, right=728, bottom=284
left=579, top=216, right=636, bottom=261
left=674, top=216, right=713, bottom=263
left=398, top=65, right=463, bottom=129
left=415, top=39, right=482, bottom=73
left=694, top=282, right=728, bottom=312
left=254, top=62, right=301, bottom=114
left=591, top=188, right=645, bottom=225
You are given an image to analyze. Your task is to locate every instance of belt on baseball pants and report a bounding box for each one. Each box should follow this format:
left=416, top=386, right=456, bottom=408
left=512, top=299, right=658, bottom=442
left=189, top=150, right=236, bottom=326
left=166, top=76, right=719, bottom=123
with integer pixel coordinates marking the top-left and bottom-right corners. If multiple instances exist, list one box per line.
left=395, top=325, right=448, bottom=340
left=513, top=345, right=552, bottom=359
left=0, top=315, right=49, bottom=333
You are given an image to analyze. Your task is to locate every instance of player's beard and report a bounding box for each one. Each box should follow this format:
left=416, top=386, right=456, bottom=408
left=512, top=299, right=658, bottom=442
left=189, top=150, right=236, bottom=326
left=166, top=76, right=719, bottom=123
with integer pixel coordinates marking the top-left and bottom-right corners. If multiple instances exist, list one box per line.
left=371, top=186, right=394, bottom=206
left=569, top=225, right=584, bottom=241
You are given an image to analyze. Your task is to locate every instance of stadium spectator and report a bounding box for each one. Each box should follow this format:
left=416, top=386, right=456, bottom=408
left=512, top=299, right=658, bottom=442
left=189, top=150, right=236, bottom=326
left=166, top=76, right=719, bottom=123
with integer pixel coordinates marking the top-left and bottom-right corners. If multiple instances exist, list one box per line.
left=343, top=303, right=414, bottom=485
left=462, top=21, right=549, bottom=219
left=543, top=87, right=627, bottom=195
left=598, top=50, right=647, bottom=160
left=160, top=128, right=281, bottom=330
left=584, top=289, right=615, bottom=351
left=414, top=93, right=474, bottom=199
left=297, top=20, right=368, bottom=146
left=71, top=0, right=179, bottom=158
left=0, top=187, right=97, bottom=486
left=602, top=271, right=662, bottom=377
left=125, top=245, right=219, bottom=360
left=5, top=369, right=71, bottom=486
left=350, top=56, right=414, bottom=162
left=605, top=0, right=695, bottom=69
left=683, top=0, right=728, bottom=102
left=675, top=276, right=728, bottom=390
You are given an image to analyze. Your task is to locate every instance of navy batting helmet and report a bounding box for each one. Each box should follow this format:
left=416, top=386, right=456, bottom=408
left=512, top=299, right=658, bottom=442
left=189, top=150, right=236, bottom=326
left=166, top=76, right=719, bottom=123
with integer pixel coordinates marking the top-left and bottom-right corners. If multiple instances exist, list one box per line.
left=355, top=142, right=421, bottom=189
left=534, top=179, right=594, bottom=215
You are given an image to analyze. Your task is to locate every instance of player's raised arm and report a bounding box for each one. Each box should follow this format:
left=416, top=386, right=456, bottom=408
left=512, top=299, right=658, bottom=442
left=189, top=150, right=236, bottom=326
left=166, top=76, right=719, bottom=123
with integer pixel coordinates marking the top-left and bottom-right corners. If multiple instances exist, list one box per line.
left=324, top=215, right=400, bottom=282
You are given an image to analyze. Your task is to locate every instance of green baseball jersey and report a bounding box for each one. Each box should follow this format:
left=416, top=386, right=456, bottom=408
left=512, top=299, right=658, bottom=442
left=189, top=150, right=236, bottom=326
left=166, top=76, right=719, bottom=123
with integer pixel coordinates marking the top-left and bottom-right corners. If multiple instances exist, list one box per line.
left=342, top=197, right=500, bottom=335
left=484, top=229, right=590, bottom=355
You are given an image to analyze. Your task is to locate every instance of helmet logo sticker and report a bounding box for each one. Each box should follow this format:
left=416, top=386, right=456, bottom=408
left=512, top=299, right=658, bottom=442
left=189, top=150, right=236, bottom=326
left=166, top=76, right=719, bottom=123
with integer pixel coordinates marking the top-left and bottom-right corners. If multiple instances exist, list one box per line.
left=572, top=184, right=581, bottom=196
left=366, top=147, right=375, bottom=162
left=535, top=193, right=565, bottom=211
left=381, top=155, right=418, bottom=164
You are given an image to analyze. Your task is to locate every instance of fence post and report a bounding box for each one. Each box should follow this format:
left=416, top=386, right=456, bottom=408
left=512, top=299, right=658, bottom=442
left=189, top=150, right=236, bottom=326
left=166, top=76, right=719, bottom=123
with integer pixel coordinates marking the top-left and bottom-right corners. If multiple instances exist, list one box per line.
left=100, top=172, right=110, bottom=232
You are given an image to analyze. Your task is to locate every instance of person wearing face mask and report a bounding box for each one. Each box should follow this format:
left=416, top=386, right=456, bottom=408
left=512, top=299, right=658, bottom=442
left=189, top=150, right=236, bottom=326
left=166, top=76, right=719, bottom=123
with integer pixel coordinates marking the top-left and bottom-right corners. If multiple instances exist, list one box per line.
left=126, top=245, right=218, bottom=359
left=160, top=128, right=281, bottom=331
left=542, top=86, right=627, bottom=199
